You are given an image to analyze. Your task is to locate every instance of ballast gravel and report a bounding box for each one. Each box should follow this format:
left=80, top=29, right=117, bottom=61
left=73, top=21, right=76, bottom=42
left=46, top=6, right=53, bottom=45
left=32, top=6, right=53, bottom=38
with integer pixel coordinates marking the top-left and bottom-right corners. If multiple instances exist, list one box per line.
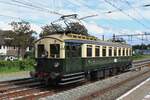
left=40, top=67, right=150, bottom=100
left=0, top=71, right=30, bottom=82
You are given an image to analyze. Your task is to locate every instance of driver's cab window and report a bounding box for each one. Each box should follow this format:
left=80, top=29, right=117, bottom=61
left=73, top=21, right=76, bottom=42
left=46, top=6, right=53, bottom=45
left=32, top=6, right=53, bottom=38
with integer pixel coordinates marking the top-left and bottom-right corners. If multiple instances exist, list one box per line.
left=50, top=44, right=60, bottom=58
left=38, top=44, right=46, bottom=58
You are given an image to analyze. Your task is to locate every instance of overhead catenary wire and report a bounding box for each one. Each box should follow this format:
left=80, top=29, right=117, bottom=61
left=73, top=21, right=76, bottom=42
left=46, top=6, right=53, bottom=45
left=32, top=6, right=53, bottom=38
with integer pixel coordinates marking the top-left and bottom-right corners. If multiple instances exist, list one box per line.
left=0, top=0, right=63, bottom=16
left=122, top=0, right=150, bottom=27
left=11, top=0, right=63, bottom=15
left=103, top=0, right=150, bottom=43
left=104, top=3, right=150, bottom=14
left=0, top=0, right=149, bottom=43
left=115, top=0, right=150, bottom=43
left=104, top=0, right=150, bottom=30
left=68, top=0, right=150, bottom=42
left=0, top=14, right=46, bottom=25
left=0, top=0, right=63, bottom=24
left=22, top=0, right=51, bottom=10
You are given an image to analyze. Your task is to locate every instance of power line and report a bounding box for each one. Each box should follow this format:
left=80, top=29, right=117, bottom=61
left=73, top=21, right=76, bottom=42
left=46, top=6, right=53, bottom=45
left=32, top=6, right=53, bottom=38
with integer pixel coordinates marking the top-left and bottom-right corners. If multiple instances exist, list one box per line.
left=104, top=0, right=150, bottom=29
left=104, top=0, right=150, bottom=30
left=0, top=0, right=50, bottom=15
left=72, top=0, right=150, bottom=43
left=0, top=1, right=35, bottom=10
left=0, top=0, right=63, bottom=16
left=0, top=14, right=46, bottom=25
left=22, top=0, right=50, bottom=9
left=103, top=4, right=150, bottom=14
left=11, top=0, right=63, bottom=15
left=103, top=0, right=150, bottom=43
left=122, top=0, right=150, bottom=27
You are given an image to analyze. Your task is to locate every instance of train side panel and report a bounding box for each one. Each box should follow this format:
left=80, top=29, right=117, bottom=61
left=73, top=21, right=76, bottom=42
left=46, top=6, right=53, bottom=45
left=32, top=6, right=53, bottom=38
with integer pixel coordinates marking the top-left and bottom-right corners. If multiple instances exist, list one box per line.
left=82, top=56, right=132, bottom=71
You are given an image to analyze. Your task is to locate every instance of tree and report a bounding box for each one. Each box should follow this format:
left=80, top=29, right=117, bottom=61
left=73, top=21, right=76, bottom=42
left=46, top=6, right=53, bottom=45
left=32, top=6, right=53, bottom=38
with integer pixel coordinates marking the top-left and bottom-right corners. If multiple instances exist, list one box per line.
left=9, top=21, right=36, bottom=59
left=40, top=22, right=89, bottom=37
left=40, top=24, right=63, bottom=37
left=66, top=22, right=88, bottom=35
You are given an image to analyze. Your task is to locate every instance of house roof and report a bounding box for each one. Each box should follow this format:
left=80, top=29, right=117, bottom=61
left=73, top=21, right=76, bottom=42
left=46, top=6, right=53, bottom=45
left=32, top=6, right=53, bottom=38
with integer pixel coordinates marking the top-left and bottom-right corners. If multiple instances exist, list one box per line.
left=0, top=31, right=5, bottom=45
left=0, top=30, right=12, bottom=45
left=65, top=39, right=132, bottom=48
left=0, top=37, right=6, bottom=45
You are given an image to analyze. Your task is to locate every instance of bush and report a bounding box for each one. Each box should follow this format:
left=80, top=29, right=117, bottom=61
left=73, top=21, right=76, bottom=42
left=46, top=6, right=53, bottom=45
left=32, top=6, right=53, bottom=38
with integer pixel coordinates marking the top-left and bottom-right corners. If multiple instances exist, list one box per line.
left=0, top=59, right=35, bottom=73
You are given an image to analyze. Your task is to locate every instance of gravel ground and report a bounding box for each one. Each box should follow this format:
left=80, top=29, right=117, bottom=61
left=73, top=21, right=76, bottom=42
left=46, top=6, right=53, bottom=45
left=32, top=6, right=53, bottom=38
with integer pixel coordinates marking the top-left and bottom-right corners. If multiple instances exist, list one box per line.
left=94, top=69, right=150, bottom=100
left=0, top=71, right=30, bottom=82
left=40, top=67, right=150, bottom=100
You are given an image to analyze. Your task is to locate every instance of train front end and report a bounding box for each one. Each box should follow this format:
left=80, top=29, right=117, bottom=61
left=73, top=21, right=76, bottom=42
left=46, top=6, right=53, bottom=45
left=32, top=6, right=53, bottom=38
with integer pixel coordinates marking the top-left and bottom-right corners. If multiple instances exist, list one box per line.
left=30, top=36, right=65, bottom=84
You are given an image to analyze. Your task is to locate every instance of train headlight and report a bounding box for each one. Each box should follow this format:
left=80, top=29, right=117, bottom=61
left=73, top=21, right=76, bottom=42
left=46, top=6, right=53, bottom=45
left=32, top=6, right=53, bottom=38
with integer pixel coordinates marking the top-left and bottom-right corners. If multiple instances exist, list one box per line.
left=54, top=62, right=60, bottom=68
left=34, top=63, right=37, bottom=67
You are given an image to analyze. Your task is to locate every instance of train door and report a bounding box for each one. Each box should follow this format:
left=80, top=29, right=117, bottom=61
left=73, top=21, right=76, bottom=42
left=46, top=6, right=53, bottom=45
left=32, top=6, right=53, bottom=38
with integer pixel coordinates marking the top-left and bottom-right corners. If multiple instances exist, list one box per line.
left=65, top=42, right=82, bottom=73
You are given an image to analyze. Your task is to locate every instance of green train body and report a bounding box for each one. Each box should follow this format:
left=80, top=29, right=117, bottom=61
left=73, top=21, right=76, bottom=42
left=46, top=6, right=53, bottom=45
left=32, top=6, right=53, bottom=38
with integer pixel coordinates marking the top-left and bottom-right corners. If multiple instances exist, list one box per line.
left=31, top=33, right=132, bottom=85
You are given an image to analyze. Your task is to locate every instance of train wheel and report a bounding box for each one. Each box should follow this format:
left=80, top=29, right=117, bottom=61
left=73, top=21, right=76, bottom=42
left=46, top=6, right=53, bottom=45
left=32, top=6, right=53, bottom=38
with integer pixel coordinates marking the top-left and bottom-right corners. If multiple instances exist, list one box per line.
left=86, top=71, right=91, bottom=81
left=109, top=68, right=113, bottom=76
left=44, top=78, right=50, bottom=86
left=98, top=70, right=105, bottom=79
left=90, top=71, right=98, bottom=81
left=105, top=69, right=110, bottom=78
left=111, top=68, right=115, bottom=76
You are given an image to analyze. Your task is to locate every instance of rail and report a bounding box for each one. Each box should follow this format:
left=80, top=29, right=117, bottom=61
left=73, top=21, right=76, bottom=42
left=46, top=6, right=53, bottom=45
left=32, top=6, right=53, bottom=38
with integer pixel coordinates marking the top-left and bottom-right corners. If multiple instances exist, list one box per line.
left=131, top=59, right=150, bottom=71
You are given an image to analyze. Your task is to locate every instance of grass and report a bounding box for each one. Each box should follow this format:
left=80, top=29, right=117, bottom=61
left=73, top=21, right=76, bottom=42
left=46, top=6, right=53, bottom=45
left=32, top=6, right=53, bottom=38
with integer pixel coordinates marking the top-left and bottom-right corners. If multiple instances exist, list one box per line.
left=0, top=66, right=34, bottom=74
left=132, top=54, right=150, bottom=61
left=0, top=59, right=35, bottom=74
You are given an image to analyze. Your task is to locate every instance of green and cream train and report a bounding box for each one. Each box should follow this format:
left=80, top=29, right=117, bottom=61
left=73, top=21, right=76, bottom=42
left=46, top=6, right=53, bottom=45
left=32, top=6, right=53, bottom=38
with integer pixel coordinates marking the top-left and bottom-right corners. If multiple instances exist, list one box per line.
left=31, top=33, right=132, bottom=85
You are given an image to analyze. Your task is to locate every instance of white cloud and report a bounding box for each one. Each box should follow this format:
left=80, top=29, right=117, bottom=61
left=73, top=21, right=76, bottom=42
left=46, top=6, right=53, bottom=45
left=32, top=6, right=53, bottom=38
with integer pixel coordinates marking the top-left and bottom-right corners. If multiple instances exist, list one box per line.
left=0, top=22, right=12, bottom=30
left=82, top=21, right=104, bottom=35
left=30, top=24, right=42, bottom=33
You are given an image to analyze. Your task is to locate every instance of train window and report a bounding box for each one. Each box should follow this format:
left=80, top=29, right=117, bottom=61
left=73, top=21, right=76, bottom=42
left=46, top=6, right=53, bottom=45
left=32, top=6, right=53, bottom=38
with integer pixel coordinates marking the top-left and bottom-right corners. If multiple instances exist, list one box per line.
left=37, top=44, right=45, bottom=58
left=123, top=48, right=125, bottom=56
left=118, top=48, right=121, bottom=56
left=87, top=45, right=92, bottom=57
left=114, top=48, right=117, bottom=56
left=102, top=46, right=106, bottom=57
left=95, top=46, right=100, bottom=57
left=50, top=44, right=60, bottom=58
left=127, top=49, right=129, bottom=56
left=65, top=43, right=81, bottom=57
left=109, top=47, right=112, bottom=56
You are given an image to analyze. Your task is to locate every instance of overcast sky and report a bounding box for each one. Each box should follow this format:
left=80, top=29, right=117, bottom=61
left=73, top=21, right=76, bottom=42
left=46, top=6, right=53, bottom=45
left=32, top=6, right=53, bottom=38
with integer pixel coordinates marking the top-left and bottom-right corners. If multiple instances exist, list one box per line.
left=0, top=0, right=150, bottom=44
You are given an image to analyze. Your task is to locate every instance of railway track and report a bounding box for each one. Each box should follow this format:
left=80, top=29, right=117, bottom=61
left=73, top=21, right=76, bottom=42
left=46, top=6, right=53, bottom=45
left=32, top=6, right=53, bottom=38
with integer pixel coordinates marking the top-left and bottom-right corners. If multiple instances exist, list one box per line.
left=0, top=59, right=150, bottom=100
left=132, top=59, right=150, bottom=69
left=0, top=78, right=48, bottom=100
left=78, top=59, right=150, bottom=100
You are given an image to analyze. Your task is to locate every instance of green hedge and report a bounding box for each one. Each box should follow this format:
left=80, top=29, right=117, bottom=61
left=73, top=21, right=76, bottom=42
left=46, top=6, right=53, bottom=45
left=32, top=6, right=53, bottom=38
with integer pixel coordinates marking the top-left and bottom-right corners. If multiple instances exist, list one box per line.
left=0, top=59, right=35, bottom=73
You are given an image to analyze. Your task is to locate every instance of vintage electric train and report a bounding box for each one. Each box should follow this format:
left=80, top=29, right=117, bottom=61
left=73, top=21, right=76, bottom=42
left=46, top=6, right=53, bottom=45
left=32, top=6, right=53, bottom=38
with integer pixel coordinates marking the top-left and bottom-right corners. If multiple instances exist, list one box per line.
left=31, top=33, right=132, bottom=85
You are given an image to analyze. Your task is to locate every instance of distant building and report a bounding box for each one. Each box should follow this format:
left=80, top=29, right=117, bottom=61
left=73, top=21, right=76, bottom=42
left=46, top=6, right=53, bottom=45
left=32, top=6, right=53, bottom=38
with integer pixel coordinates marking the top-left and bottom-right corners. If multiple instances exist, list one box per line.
left=0, top=32, right=18, bottom=60
left=0, top=37, right=7, bottom=55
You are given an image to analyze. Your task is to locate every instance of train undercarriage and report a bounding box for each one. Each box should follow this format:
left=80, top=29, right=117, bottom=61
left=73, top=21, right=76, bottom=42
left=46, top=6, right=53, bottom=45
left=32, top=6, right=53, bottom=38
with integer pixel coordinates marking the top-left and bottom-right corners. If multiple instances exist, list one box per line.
left=30, top=62, right=132, bottom=86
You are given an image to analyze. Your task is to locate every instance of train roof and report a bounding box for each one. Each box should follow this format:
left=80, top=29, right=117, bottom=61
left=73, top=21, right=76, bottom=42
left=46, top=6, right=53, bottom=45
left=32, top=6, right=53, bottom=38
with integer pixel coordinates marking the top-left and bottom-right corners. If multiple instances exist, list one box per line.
left=65, top=39, right=131, bottom=48
left=36, top=34, right=132, bottom=48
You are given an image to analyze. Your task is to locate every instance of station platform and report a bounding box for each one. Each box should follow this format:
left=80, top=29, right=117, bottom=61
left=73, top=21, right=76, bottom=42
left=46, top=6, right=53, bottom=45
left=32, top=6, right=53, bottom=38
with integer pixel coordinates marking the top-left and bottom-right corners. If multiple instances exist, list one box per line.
left=117, top=77, right=150, bottom=100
